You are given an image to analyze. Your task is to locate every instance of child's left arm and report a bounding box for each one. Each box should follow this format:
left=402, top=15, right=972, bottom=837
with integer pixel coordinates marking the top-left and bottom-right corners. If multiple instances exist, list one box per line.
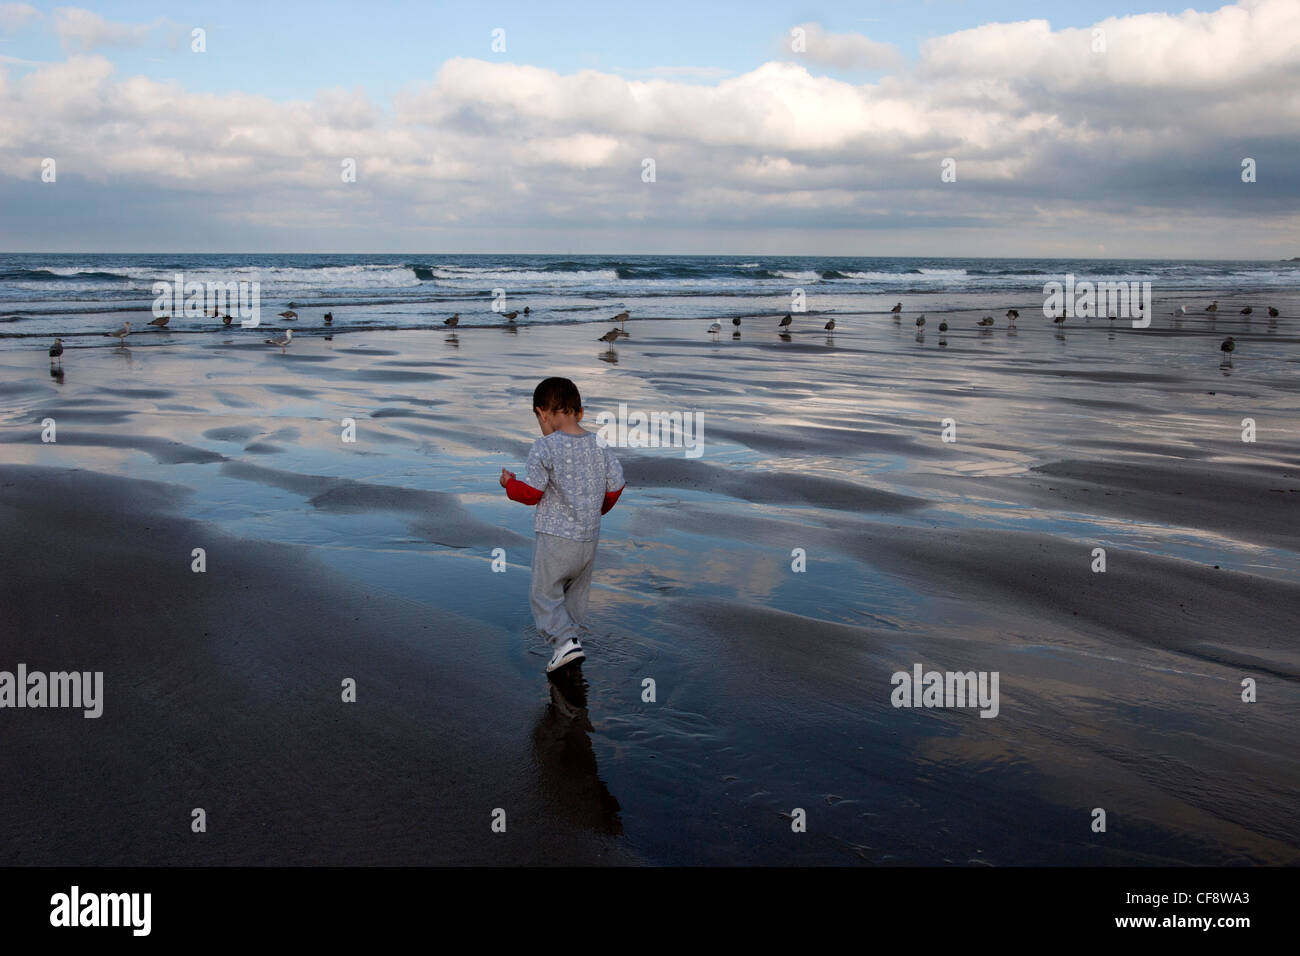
left=600, top=448, right=626, bottom=515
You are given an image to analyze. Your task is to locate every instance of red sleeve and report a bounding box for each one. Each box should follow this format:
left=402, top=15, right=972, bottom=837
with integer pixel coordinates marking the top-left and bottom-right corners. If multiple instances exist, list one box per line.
left=601, top=484, right=625, bottom=515
left=506, top=477, right=544, bottom=506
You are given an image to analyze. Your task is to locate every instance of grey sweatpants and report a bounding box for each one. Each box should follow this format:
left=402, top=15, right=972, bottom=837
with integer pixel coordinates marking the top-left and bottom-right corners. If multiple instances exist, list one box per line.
left=530, top=531, right=600, bottom=645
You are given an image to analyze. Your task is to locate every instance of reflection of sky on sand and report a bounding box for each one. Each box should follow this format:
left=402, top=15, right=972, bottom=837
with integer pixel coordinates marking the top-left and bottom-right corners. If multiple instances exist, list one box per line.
left=2, top=314, right=1297, bottom=864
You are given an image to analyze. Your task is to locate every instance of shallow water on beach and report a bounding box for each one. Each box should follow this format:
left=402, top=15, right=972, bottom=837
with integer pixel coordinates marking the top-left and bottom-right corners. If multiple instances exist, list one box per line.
left=1, top=298, right=1298, bottom=865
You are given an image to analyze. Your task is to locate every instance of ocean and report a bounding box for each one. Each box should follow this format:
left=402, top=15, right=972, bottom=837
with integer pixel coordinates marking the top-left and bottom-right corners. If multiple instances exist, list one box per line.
left=2, top=253, right=1298, bottom=341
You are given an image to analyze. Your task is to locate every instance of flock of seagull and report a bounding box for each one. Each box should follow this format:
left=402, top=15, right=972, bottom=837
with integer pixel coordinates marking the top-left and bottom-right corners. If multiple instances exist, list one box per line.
left=43, top=297, right=1278, bottom=368
left=687, top=299, right=1276, bottom=358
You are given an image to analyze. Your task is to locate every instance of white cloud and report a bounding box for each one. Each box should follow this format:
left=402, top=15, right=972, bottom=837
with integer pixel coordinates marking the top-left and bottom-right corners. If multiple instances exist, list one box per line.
left=0, top=2, right=38, bottom=34
left=626, top=66, right=733, bottom=82
left=0, top=0, right=1296, bottom=252
left=790, top=22, right=903, bottom=71
left=53, top=7, right=158, bottom=52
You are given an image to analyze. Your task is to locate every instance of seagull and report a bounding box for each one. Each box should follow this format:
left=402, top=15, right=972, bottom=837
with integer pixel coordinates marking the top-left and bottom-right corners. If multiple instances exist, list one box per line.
left=444, top=314, right=459, bottom=327
left=890, top=303, right=902, bottom=313
left=279, top=310, right=298, bottom=320
left=915, top=315, right=925, bottom=328
left=264, top=329, right=293, bottom=352
left=1268, top=307, right=1279, bottom=317
left=502, top=311, right=518, bottom=320
left=598, top=329, right=620, bottom=343
left=824, top=318, right=835, bottom=331
left=939, top=321, right=949, bottom=332
left=1220, top=336, right=1236, bottom=353
left=732, top=316, right=741, bottom=328
left=105, top=321, right=131, bottom=343
left=1007, top=309, right=1019, bottom=320
left=324, top=312, right=333, bottom=324
left=612, top=310, right=630, bottom=330
left=148, top=314, right=169, bottom=328
left=977, top=317, right=994, bottom=327
left=1206, top=301, right=1218, bottom=313
left=778, top=313, right=792, bottom=331
left=222, top=314, right=233, bottom=326
left=1240, top=306, right=1252, bottom=315
left=49, top=338, right=63, bottom=363
left=708, top=321, right=721, bottom=335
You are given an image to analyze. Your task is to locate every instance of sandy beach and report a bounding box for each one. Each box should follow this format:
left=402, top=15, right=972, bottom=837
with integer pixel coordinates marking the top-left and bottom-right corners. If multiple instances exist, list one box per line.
left=1, top=297, right=1297, bottom=866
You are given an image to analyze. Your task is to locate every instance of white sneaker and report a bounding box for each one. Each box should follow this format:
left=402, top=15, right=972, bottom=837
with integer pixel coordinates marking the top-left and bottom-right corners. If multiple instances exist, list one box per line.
left=546, top=638, right=585, bottom=673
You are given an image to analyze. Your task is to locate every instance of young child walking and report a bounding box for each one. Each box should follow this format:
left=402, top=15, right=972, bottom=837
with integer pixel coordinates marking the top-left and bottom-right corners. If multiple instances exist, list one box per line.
left=500, top=377, right=626, bottom=673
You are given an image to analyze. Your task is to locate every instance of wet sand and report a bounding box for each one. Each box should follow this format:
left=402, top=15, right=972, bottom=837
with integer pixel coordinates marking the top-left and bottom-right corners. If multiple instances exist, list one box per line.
left=1, top=307, right=1297, bottom=865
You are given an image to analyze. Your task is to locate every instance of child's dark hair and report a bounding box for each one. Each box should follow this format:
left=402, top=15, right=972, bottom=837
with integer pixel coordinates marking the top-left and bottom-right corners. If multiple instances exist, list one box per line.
left=533, top=377, right=582, bottom=415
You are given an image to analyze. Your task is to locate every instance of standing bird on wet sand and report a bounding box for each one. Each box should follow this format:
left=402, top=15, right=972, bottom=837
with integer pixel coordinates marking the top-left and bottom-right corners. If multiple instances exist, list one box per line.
left=732, top=316, right=741, bottom=329
left=49, top=338, right=64, bottom=364
left=708, top=321, right=721, bottom=335
left=915, top=315, right=925, bottom=328
left=824, top=318, right=835, bottom=331
left=1220, top=337, right=1236, bottom=354
left=890, top=303, right=902, bottom=314
left=612, top=310, right=630, bottom=330
left=148, top=314, right=169, bottom=328
left=977, top=317, right=994, bottom=327
left=1205, top=301, right=1218, bottom=314
left=1241, top=306, right=1253, bottom=315
left=444, top=314, right=459, bottom=328
left=598, top=328, right=620, bottom=344
left=523, top=306, right=531, bottom=315
left=1007, top=309, right=1019, bottom=321
left=939, top=320, right=949, bottom=332
left=778, top=313, right=792, bottom=331
left=502, top=311, right=518, bottom=320
left=324, top=312, right=333, bottom=325
left=1268, top=307, right=1279, bottom=317
left=105, top=321, right=131, bottom=344
left=222, top=314, right=233, bottom=326
left=265, top=329, right=293, bottom=352
left=279, top=310, right=298, bottom=320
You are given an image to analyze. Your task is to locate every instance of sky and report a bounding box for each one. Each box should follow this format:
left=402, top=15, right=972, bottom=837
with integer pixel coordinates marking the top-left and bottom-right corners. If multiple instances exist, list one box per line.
left=0, top=0, right=1297, bottom=257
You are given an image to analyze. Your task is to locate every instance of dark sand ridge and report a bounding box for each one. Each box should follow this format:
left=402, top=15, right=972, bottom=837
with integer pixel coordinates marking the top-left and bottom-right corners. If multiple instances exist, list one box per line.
left=620, top=455, right=927, bottom=514
left=219, top=460, right=530, bottom=550
left=632, top=497, right=1300, bottom=678
left=981, top=458, right=1300, bottom=553
left=0, top=429, right=228, bottom=465
left=0, top=465, right=635, bottom=865
left=655, top=599, right=1299, bottom=864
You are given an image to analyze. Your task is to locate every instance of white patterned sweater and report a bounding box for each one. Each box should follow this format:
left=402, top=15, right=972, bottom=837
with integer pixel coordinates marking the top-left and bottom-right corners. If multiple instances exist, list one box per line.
left=520, top=430, right=625, bottom=541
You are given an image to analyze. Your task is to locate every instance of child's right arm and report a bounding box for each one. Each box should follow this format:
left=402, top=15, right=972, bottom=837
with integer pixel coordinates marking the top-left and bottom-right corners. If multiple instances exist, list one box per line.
left=502, top=441, right=548, bottom=506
